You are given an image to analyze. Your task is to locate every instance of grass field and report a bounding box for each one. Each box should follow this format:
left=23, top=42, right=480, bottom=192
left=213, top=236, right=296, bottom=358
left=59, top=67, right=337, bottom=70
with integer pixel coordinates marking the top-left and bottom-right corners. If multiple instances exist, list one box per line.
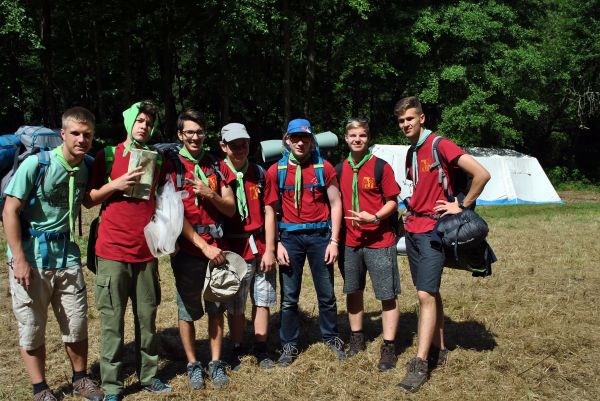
left=1, top=191, right=599, bottom=401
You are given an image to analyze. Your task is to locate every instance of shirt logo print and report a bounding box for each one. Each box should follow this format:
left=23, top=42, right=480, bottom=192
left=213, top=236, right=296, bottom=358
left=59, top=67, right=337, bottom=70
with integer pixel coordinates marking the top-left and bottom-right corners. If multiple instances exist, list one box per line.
left=420, top=159, right=430, bottom=173
left=249, top=184, right=259, bottom=201
left=362, top=176, right=376, bottom=190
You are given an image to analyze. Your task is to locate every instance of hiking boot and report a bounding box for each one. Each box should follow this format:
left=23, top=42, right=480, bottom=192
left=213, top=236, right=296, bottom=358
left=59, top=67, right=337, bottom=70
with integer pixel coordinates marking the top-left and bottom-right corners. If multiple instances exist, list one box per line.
left=428, top=346, right=450, bottom=369
left=231, top=345, right=248, bottom=372
left=142, top=378, right=172, bottom=394
left=253, top=344, right=275, bottom=369
left=378, top=342, right=397, bottom=371
left=73, top=377, right=103, bottom=401
left=208, top=360, right=229, bottom=389
left=102, top=395, right=120, bottom=401
left=277, top=343, right=299, bottom=367
left=187, top=361, right=204, bottom=390
left=398, top=357, right=429, bottom=393
left=346, top=332, right=366, bottom=358
left=34, top=389, right=57, bottom=401
left=326, top=337, right=347, bottom=362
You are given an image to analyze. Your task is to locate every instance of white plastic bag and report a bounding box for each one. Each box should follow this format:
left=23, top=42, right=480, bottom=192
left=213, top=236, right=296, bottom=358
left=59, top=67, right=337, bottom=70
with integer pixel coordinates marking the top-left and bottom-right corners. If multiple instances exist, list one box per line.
left=144, top=178, right=188, bottom=257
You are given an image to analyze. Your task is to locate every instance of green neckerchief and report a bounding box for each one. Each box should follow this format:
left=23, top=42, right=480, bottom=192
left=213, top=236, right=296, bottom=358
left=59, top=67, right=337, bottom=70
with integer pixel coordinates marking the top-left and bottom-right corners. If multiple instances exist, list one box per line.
left=224, top=158, right=249, bottom=221
left=348, top=151, right=372, bottom=226
left=179, top=147, right=208, bottom=205
left=122, top=102, right=155, bottom=156
left=288, top=152, right=306, bottom=209
left=411, top=128, right=432, bottom=185
left=53, top=146, right=81, bottom=241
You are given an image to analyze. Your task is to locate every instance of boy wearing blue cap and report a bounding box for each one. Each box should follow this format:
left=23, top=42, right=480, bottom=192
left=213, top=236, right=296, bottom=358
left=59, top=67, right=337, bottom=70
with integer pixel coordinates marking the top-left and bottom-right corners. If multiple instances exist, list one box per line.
left=263, top=118, right=345, bottom=366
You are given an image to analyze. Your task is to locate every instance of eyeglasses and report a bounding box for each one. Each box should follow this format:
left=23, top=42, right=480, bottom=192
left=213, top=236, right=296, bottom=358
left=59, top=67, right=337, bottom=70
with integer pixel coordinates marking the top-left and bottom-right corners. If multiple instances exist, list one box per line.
left=181, top=130, right=206, bottom=138
left=288, top=134, right=312, bottom=143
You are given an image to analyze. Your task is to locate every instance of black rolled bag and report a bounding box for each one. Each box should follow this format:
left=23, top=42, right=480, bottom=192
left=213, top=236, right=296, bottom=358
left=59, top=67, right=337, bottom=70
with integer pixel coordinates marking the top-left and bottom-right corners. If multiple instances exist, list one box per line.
left=432, top=209, right=497, bottom=277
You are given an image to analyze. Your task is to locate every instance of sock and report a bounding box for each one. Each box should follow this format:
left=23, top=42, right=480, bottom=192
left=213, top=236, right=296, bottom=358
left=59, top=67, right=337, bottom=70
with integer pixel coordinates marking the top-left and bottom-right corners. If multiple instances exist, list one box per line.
left=383, top=339, right=395, bottom=346
left=72, top=370, right=87, bottom=383
left=254, top=341, right=268, bottom=353
left=33, top=381, right=49, bottom=395
left=352, top=330, right=363, bottom=334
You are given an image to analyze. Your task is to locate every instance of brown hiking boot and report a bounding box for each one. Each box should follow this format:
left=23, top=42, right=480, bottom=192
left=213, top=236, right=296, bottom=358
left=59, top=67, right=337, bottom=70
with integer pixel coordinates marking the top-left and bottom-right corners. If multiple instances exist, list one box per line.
left=346, top=332, right=366, bottom=358
left=34, top=389, right=57, bottom=401
left=377, top=342, right=397, bottom=371
left=428, top=346, right=449, bottom=370
left=398, top=357, right=429, bottom=393
left=72, top=377, right=104, bottom=401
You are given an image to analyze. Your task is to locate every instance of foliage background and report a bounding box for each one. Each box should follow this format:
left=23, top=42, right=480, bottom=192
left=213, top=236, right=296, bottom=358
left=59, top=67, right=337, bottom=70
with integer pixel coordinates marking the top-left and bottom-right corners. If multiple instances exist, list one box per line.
left=0, top=0, right=599, bottom=180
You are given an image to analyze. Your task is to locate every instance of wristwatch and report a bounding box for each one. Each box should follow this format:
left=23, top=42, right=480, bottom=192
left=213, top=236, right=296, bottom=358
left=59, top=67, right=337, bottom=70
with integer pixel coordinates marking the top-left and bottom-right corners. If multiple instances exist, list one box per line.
left=373, top=214, right=380, bottom=224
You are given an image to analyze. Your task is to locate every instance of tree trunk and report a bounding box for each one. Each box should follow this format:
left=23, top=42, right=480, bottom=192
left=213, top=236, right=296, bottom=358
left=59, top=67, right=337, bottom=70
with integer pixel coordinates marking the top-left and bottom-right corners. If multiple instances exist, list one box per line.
left=303, top=6, right=316, bottom=119
left=92, top=19, right=104, bottom=121
left=159, top=1, right=176, bottom=139
left=40, top=0, right=58, bottom=127
left=282, top=0, right=291, bottom=126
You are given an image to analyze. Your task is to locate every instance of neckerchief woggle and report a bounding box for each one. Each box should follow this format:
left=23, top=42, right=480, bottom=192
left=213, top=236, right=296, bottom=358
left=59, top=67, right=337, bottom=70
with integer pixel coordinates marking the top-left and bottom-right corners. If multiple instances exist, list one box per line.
left=411, top=129, right=432, bottom=185
left=179, top=147, right=209, bottom=205
left=347, top=151, right=372, bottom=227
left=224, top=158, right=249, bottom=221
left=53, top=146, right=81, bottom=241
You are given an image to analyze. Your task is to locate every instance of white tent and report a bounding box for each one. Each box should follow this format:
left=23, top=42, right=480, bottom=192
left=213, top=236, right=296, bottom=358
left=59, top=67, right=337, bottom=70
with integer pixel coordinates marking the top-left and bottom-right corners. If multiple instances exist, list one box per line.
left=370, top=144, right=562, bottom=205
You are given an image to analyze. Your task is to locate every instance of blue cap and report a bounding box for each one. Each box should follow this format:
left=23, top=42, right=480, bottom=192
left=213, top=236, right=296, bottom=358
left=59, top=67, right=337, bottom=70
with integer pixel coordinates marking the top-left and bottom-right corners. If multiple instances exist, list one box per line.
left=287, top=118, right=312, bottom=134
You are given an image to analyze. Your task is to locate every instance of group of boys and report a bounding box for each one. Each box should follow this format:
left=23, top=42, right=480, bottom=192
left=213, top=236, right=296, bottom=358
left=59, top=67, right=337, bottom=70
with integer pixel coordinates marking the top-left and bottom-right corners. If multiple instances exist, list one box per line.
left=3, top=96, right=490, bottom=401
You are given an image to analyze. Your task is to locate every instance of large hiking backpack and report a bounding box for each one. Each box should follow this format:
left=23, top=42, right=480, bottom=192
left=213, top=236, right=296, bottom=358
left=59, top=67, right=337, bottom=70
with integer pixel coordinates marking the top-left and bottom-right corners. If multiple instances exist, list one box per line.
left=335, top=156, right=403, bottom=237
left=0, top=126, right=63, bottom=217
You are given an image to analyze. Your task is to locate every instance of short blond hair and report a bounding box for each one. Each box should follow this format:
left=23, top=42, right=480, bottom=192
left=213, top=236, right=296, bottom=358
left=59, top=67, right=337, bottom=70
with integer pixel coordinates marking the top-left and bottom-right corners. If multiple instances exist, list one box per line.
left=61, top=107, right=95, bottom=129
left=345, top=117, right=370, bottom=136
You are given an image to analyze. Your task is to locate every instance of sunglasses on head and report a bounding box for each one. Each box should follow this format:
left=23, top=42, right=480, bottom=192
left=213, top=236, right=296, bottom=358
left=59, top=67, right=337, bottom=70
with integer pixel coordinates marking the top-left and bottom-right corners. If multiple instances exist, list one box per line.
left=288, top=134, right=312, bottom=143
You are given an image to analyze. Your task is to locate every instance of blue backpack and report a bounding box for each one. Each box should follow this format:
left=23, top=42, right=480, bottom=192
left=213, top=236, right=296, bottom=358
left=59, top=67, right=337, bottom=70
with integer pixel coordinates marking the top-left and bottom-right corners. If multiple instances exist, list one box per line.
left=276, top=147, right=329, bottom=232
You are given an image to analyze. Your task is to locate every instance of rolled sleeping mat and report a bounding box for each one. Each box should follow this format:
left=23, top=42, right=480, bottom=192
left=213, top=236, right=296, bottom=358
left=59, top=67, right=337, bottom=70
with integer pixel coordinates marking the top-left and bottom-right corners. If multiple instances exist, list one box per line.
left=260, top=131, right=339, bottom=163
left=396, top=236, right=407, bottom=255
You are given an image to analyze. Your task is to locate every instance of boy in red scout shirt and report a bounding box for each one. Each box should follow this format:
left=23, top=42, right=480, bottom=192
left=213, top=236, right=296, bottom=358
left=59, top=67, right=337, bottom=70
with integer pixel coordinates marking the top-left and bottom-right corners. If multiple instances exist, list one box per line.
left=263, top=118, right=345, bottom=366
left=337, top=118, right=401, bottom=371
left=166, top=109, right=235, bottom=390
left=219, top=123, right=277, bottom=370
left=394, top=97, right=490, bottom=392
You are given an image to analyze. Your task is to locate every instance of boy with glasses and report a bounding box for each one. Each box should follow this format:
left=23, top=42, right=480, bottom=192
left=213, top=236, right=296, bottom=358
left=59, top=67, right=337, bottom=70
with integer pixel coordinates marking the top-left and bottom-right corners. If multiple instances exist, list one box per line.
left=4, top=107, right=103, bottom=401
left=167, top=109, right=236, bottom=390
left=219, top=123, right=278, bottom=370
left=337, top=118, right=401, bottom=370
left=263, top=118, right=344, bottom=366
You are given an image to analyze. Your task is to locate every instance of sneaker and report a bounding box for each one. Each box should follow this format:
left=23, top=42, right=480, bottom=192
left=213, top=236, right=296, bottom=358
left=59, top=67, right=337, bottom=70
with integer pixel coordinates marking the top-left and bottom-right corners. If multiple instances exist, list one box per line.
left=325, top=337, right=347, bottom=362
left=142, top=378, right=172, bottom=394
left=34, top=389, right=57, bottom=401
left=208, top=360, right=229, bottom=389
left=230, top=345, right=247, bottom=372
left=187, top=361, right=204, bottom=390
left=253, top=345, right=275, bottom=369
left=346, top=332, right=366, bottom=358
left=277, top=343, right=299, bottom=367
left=102, top=396, right=120, bottom=401
left=73, top=377, right=103, bottom=401
left=428, top=346, right=450, bottom=369
left=378, top=342, right=397, bottom=371
left=397, top=357, right=429, bottom=393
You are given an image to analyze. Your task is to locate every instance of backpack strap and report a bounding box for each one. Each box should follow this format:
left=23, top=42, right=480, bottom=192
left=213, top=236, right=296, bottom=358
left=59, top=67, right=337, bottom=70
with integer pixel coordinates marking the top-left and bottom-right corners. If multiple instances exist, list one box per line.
left=254, top=163, right=266, bottom=205
left=430, top=136, right=454, bottom=201
left=28, top=150, right=52, bottom=207
left=335, top=161, right=343, bottom=183
left=373, top=156, right=386, bottom=190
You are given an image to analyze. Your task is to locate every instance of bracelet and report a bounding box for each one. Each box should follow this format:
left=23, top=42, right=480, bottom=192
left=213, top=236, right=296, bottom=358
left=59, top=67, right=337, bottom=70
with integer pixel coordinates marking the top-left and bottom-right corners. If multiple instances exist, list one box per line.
left=330, top=236, right=339, bottom=243
left=330, top=239, right=339, bottom=245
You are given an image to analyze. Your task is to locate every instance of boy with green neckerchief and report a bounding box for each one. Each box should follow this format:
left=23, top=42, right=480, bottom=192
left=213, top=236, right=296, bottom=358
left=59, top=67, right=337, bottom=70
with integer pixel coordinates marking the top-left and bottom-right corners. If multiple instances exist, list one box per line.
left=3, top=107, right=103, bottom=401
left=85, top=101, right=171, bottom=400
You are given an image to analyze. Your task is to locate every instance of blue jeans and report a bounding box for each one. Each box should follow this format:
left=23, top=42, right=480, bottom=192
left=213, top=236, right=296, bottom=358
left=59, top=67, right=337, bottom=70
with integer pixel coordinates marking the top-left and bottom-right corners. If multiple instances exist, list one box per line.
left=279, top=230, right=338, bottom=345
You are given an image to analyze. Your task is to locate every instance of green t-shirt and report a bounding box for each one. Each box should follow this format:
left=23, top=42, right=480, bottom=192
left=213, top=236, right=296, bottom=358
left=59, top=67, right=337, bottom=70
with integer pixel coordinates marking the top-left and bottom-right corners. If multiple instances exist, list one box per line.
left=5, top=152, right=89, bottom=269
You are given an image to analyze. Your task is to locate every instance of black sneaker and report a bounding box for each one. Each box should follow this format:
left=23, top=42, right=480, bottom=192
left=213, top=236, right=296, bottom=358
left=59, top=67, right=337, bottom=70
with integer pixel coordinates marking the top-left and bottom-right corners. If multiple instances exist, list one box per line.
left=277, top=343, right=299, bottom=367
left=253, top=343, right=275, bottom=369
left=346, top=332, right=366, bottom=358
left=378, top=342, right=397, bottom=371
left=428, top=346, right=449, bottom=370
left=398, top=357, right=429, bottom=393
left=231, top=345, right=248, bottom=372
left=325, top=337, right=347, bottom=362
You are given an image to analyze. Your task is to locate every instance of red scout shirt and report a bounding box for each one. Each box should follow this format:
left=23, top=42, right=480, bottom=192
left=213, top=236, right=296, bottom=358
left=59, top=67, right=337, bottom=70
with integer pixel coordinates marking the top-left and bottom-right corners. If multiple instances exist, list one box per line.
left=405, top=134, right=465, bottom=234
left=166, top=155, right=235, bottom=258
left=222, top=162, right=266, bottom=262
left=88, top=143, right=168, bottom=263
left=339, top=156, right=400, bottom=248
left=264, top=157, right=336, bottom=225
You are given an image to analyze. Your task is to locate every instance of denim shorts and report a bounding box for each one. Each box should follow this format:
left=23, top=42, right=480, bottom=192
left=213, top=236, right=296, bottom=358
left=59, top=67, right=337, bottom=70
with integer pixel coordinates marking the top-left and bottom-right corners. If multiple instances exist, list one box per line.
left=171, top=251, right=210, bottom=321
left=342, top=245, right=400, bottom=300
left=405, top=231, right=445, bottom=293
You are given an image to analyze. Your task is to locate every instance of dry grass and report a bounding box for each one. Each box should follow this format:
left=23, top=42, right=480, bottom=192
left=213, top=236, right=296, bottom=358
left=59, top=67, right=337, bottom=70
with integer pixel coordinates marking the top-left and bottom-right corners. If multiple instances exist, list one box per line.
left=1, top=191, right=599, bottom=401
